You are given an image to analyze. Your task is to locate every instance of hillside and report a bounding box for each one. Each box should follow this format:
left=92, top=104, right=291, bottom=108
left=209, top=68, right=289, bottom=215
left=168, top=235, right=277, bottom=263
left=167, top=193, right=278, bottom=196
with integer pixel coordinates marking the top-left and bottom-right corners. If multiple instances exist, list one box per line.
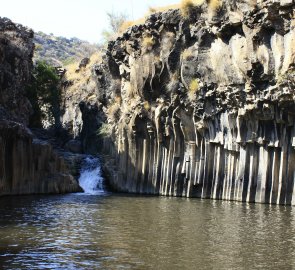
left=33, top=31, right=101, bottom=66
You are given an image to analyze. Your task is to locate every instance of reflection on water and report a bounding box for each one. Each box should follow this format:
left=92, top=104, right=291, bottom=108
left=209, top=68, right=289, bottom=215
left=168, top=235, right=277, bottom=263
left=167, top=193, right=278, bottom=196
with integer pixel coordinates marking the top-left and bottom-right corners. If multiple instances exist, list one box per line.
left=0, top=193, right=295, bottom=269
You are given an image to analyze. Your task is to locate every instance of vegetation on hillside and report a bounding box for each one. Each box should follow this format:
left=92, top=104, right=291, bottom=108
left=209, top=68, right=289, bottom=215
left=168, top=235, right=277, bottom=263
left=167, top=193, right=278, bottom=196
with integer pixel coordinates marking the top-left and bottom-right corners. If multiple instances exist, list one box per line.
left=34, top=31, right=101, bottom=67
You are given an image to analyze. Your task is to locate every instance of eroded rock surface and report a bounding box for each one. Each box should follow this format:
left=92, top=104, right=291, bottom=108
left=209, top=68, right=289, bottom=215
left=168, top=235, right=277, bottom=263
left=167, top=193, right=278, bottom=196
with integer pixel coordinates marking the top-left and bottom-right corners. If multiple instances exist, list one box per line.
left=0, top=17, right=33, bottom=124
left=87, top=0, right=295, bottom=205
left=0, top=17, right=81, bottom=196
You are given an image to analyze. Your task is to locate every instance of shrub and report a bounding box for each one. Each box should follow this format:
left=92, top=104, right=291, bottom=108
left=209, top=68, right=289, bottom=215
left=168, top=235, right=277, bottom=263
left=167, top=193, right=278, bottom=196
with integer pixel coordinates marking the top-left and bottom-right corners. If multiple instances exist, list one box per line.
left=114, top=96, right=122, bottom=104
left=180, top=0, right=195, bottom=18
left=148, top=4, right=180, bottom=13
left=188, top=78, right=199, bottom=101
left=182, top=49, right=194, bottom=61
left=143, top=101, right=151, bottom=111
left=277, top=68, right=295, bottom=87
left=119, top=21, right=135, bottom=33
left=101, top=12, right=128, bottom=42
left=108, top=102, right=121, bottom=121
left=142, top=36, right=155, bottom=50
left=97, top=123, right=112, bottom=137
left=180, top=0, right=205, bottom=18
left=148, top=7, right=157, bottom=13
left=62, top=57, right=76, bottom=66
left=208, top=0, right=222, bottom=11
left=26, top=61, right=61, bottom=128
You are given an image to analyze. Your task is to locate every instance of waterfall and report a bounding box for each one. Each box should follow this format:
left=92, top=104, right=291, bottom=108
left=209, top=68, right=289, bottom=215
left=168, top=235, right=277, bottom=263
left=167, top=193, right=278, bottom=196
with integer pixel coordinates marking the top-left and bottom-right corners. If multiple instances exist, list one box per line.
left=78, top=157, right=105, bottom=195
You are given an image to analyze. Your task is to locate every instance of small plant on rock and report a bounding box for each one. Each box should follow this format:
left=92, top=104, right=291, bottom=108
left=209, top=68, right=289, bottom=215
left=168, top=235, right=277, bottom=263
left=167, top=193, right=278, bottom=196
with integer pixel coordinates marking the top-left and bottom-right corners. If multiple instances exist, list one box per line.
left=208, top=0, right=222, bottom=12
left=97, top=123, right=112, bottom=137
left=182, top=49, right=194, bottom=61
left=180, top=0, right=195, bottom=18
left=143, top=101, right=151, bottom=111
left=108, top=102, right=121, bottom=122
left=180, top=0, right=205, bottom=18
left=142, top=36, right=155, bottom=51
left=188, top=78, right=200, bottom=101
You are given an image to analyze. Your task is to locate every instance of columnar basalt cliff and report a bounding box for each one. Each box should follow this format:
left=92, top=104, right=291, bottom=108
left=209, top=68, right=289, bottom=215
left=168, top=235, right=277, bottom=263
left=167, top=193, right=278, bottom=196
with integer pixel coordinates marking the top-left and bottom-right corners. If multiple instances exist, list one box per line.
left=0, top=17, right=81, bottom=195
left=86, top=0, right=295, bottom=205
left=0, top=17, right=33, bottom=124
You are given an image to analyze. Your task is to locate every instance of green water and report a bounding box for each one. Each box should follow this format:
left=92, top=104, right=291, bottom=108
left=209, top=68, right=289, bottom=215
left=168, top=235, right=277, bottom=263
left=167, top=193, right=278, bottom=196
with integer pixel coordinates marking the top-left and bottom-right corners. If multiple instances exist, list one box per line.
left=0, top=193, right=294, bottom=269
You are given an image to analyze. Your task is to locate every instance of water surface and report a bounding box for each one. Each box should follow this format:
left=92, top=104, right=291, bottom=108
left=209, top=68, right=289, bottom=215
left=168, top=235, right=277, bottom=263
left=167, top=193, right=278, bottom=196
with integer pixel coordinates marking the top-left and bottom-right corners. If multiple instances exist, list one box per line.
left=0, top=193, right=295, bottom=269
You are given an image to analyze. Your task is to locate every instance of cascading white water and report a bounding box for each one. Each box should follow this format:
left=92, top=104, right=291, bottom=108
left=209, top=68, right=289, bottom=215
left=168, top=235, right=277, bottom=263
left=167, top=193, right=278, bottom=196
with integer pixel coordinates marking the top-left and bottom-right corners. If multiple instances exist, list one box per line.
left=78, top=157, right=105, bottom=195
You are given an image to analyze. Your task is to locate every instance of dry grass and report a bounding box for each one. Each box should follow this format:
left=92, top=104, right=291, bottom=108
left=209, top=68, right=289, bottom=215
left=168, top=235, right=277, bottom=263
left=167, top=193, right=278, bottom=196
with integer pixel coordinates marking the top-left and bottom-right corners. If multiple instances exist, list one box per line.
left=117, top=0, right=221, bottom=35
left=89, top=52, right=102, bottom=66
left=64, top=52, right=102, bottom=102
left=115, top=0, right=224, bottom=37
left=119, top=2, right=181, bottom=33
left=97, top=123, right=112, bottom=137
left=208, top=0, right=222, bottom=11
left=143, top=101, right=151, bottom=111
left=108, top=102, right=121, bottom=121
left=142, top=36, right=155, bottom=50
left=180, top=0, right=195, bottom=18
left=182, top=49, right=194, bottom=61
left=65, top=52, right=101, bottom=82
left=188, top=78, right=199, bottom=101
left=166, top=72, right=180, bottom=92
left=149, top=4, right=180, bottom=13
left=118, top=18, right=146, bottom=33
left=114, top=96, right=122, bottom=104
left=180, top=0, right=205, bottom=17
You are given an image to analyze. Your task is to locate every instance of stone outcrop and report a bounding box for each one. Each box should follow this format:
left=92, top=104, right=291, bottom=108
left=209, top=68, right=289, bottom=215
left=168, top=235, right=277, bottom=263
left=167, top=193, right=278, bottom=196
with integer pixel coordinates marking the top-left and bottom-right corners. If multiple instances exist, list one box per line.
left=61, top=55, right=105, bottom=154
left=0, top=17, right=81, bottom=196
left=0, top=17, right=34, bottom=124
left=0, top=121, right=80, bottom=195
left=89, top=0, right=295, bottom=205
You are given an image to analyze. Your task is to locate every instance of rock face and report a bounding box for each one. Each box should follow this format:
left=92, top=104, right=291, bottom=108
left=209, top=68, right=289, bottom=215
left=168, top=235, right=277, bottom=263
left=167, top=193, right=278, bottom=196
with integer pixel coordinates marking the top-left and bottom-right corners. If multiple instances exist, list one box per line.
left=90, top=0, right=295, bottom=205
left=0, top=17, right=34, bottom=125
left=0, top=17, right=81, bottom=196
left=61, top=55, right=105, bottom=154
left=0, top=121, right=80, bottom=195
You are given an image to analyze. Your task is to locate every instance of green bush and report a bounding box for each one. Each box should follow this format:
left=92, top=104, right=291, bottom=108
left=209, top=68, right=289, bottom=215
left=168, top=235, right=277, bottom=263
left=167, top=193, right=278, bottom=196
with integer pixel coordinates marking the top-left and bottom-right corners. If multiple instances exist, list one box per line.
left=26, top=61, right=61, bottom=128
left=97, top=123, right=112, bottom=137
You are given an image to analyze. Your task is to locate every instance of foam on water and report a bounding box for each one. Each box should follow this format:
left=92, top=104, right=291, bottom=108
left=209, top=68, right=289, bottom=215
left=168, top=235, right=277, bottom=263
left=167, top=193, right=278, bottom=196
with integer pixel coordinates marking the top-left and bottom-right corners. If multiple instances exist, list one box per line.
left=78, top=157, right=105, bottom=195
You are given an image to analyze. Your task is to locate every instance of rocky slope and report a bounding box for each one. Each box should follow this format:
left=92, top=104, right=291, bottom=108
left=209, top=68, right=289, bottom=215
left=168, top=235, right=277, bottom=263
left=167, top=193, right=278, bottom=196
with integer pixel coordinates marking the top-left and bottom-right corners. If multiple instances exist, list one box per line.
left=34, top=31, right=101, bottom=66
left=75, top=0, right=295, bottom=205
left=0, top=17, right=81, bottom=196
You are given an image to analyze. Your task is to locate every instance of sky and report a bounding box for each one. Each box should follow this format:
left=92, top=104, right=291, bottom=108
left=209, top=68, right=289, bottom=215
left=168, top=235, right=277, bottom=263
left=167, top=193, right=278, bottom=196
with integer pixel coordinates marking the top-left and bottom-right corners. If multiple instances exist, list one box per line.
left=1, top=0, right=180, bottom=44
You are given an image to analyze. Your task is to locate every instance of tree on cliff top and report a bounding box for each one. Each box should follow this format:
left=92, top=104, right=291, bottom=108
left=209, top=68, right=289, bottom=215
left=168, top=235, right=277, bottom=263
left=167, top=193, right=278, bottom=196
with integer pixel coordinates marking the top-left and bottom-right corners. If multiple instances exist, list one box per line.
left=102, top=12, right=128, bottom=43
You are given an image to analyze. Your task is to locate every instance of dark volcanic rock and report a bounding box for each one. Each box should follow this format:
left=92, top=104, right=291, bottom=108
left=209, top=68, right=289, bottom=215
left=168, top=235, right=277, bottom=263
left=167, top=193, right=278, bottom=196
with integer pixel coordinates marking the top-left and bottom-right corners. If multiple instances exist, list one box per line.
left=57, top=1, right=295, bottom=205
left=64, top=139, right=83, bottom=153
left=0, top=120, right=81, bottom=195
left=0, top=17, right=82, bottom=196
left=0, top=17, right=34, bottom=125
left=87, top=0, right=295, bottom=205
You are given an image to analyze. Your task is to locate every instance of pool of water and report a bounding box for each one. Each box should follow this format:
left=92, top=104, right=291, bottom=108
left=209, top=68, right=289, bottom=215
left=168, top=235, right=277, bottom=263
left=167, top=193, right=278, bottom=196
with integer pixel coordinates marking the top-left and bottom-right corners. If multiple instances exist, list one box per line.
left=0, top=192, right=295, bottom=269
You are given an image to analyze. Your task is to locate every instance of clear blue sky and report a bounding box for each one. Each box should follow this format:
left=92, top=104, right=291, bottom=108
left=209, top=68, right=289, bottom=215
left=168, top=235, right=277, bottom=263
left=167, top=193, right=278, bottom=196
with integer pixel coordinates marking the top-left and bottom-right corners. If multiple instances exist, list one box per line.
left=1, top=0, right=180, bottom=44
